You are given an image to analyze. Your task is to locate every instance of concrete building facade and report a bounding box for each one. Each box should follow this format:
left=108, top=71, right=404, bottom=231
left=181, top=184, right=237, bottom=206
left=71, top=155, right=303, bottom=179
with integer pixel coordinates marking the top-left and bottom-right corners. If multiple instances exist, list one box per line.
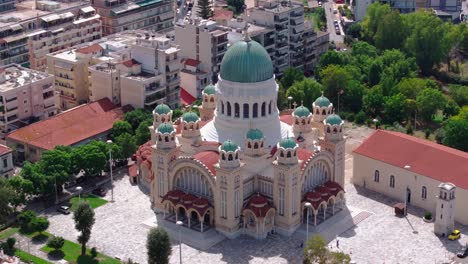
left=0, top=64, right=57, bottom=137
left=0, top=144, right=14, bottom=178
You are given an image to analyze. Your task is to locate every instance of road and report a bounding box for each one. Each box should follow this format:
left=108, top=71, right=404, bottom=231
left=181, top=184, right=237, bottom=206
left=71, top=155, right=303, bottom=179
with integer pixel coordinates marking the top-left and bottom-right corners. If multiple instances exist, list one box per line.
left=323, top=1, right=344, bottom=44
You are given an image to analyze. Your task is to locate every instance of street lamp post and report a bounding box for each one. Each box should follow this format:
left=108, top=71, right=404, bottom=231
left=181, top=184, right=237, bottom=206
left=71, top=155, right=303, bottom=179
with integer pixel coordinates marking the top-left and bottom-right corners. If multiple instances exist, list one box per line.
left=304, top=202, right=312, bottom=244
left=76, top=186, right=83, bottom=201
left=176, top=220, right=183, bottom=264
left=54, top=176, right=59, bottom=205
left=287, top=96, right=293, bottom=110
left=106, top=140, right=114, bottom=202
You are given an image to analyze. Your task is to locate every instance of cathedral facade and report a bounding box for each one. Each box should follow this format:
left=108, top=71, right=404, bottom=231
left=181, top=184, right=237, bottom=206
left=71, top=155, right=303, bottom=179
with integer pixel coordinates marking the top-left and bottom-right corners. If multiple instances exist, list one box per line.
left=133, top=37, right=347, bottom=239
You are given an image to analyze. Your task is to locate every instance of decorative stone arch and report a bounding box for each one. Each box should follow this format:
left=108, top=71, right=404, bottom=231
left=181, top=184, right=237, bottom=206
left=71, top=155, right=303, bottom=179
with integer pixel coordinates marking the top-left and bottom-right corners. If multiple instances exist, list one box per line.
left=162, top=200, right=176, bottom=214
left=174, top=204, right=188, bottom=222
left=300, top=154, right=334, bottom=193
left=169, top=160, right=216, bottom=201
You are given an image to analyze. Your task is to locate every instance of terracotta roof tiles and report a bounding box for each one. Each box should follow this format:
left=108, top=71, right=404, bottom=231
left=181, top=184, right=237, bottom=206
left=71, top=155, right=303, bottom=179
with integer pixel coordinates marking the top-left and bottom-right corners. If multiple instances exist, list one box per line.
left=75, top=43, right=103, bottom=54
left=193, top=150, right=219, bottom=176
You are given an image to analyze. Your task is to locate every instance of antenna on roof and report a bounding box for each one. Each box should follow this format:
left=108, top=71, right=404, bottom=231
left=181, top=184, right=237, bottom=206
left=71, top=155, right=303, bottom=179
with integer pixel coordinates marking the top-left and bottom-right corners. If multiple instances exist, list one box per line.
left=243, top=5, right=251, bottom=42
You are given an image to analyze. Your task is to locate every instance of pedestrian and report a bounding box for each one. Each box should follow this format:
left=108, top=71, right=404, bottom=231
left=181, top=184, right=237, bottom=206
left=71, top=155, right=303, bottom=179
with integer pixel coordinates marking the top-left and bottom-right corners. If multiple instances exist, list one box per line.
left=336, top=239, right=339, bottom=248
left=300, top=240, right=304, bottom=248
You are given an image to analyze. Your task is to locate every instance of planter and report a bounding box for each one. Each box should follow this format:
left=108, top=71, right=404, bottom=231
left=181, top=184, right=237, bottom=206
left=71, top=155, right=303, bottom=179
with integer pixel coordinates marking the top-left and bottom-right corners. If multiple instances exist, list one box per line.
left=423, top=216, right=433, bottom=223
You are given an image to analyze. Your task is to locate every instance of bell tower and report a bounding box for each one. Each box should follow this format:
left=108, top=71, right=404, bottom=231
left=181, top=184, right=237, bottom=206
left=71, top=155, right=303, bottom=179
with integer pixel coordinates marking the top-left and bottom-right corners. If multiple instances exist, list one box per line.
left=434, top=182, right=456, bottom=236
left=320, top=113, right=346, bottom=187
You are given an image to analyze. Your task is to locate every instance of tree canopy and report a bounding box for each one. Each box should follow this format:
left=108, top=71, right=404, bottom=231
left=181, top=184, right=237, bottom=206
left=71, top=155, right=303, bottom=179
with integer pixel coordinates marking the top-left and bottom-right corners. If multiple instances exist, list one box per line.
left=73, top=201, right=95, bottom=256
left=286, top=78, right=322, bottom=108
left=303, top=235, right=351, bottom=264
left=147, top=227, right=172, bottom=264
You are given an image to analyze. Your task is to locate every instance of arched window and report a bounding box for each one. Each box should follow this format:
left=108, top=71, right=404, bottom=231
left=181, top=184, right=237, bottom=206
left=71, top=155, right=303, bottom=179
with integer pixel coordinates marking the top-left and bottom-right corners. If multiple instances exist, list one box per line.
left=280, top=151, right=284, bottom=157
left=227, top=102, right=231, bottom=116
left=235, top=103, right=240, bottom=118
left=322, top=109, right=326, bottom=115
left=248, top=142, right=251, bottom=148
left=253, top=103, right=258, bottom=118
left=243, top=103, right=249, bottom=118
left=158, top=135, right=162, bottom=141
left=222, top=153, right=225, bottom=160
left=295, top=119, right=299, bottom=125
left=333, top=127, right=337, bottom=133
left=327, top=127, right=331, bottom=133
left=261, top=102, right=266, bottom=116
left=260, top=142, right=263, bottom=148
left=204, top=96, right=208, bottom=102
left=221, top=101, right=225, bottom=114
left=301, top=119, right=305, bottom=125
left=161, top=117, right=165, bottom=122
left=374, top=170, right=379, bottom=182
left=210, top=97, right=214, bottom=102
left=389, top=175, right=395, bottom=188
left=422, top=186, right=427, bottom=199
left=254, top=142, right=258, bottom=149
left=268, top=101, right=272, bottom=114
left=165, top=136, right=169, bottom=142
left=235, top=153, right=238, bottom=159
left=286, top=151, right=291, bottom=158
left=228, top=154, right=233, bottom=161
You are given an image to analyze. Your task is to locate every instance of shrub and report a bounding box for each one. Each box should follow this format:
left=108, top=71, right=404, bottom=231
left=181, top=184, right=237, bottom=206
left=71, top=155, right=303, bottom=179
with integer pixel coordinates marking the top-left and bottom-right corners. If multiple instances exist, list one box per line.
left=355, top=111, right=366, bottom=124
left=18, top=210, right=37, bottom=231
left=424, top=211, right=432, bottom=220
left=3, top=237, right=16, bottom=255
left=434, top=128, right=445, bottom=143
left=406, top=124, right=413, bottom=135
left=365, top=119, right=373, bottom=127
left=347, top=113, right=355, bottom=122
left=424, top=129, right=431, bottom=139
left=47, top=236, right=65, bottom=251
left=91, top=247, right=98, bottom=258
left=30, top=217, right=49, bottom=234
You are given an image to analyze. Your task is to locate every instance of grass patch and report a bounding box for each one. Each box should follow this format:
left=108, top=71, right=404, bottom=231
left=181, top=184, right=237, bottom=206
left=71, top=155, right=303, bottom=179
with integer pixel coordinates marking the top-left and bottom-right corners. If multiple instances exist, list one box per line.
left=70, top=194, right=108, bottom=210
left=0, top=227, right=19, bottom=240
left=41, top=238, right=119, bottom=264
left=15, top=248, right=52, bottom=264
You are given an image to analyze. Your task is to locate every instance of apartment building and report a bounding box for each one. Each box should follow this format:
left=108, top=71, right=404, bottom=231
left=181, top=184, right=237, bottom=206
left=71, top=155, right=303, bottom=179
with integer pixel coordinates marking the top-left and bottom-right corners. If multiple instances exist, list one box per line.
left=180, top=58, right=210, bottom=100
left=89, top=33, right=181, bottom=109
left=175, top=18, right=228, bottom=83
left=92, top=0, right=174, bottom=36
left=303, top=22, right=329, bottom=72
left=0, top=0, right=15, bottom=13
left=28, top=6, right=102, bottom=71
left=0, top=64, right=57, bottom=137
left=46, top=37, right=130, bottom=110
left=0, top=144, right=13, bottom=178
left=0, top=0, right=90, bottom=67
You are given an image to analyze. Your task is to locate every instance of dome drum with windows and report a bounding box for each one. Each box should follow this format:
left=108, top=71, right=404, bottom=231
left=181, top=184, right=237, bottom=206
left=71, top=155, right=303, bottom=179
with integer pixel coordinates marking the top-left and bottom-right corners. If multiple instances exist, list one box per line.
left=220, top=140, right=239, bottom=152
left=324, top=114, right=343, bottom=126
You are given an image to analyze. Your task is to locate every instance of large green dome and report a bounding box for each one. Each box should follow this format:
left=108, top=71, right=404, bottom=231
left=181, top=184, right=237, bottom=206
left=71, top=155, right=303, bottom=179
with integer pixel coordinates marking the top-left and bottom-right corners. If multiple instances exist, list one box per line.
left=246, top=129, right=263, bottom=140
left=154, top=104, right=171, bottom=114
left=220, top=140, right=238, bottom=152
left=220, top=40, right=273, bottom=83
left=182, top=112, right=199, bottom=123
left=279, top=137, right=297, bottom=149
left=157, top=123, right=174, bottom=134
left=325, top=114, right=343, bottom=125
left=294, top=106, right=311, bottom=117
left=314, top=95, right=331, bottom=108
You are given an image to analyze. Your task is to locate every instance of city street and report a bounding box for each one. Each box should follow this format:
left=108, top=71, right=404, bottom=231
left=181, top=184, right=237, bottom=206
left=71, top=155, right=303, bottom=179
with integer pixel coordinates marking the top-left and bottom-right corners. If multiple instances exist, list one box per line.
left=323, top=1, right=344, bottom=44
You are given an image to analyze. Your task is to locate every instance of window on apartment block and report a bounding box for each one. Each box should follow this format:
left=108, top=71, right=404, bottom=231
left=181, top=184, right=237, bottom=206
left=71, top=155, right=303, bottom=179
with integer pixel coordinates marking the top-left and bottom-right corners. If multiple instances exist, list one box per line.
left=422, top=186, right=427, bottom=199
left=374, top=170, right=379, bottom=182
left=2, top=159, right=7, bottom=168
left=389, top=175, right=395, bottom=188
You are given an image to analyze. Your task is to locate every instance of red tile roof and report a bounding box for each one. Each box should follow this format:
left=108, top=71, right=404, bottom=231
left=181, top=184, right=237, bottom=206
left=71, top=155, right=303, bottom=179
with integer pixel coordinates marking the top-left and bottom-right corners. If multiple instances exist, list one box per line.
left=128, top=164, right=138, bottom=177
left=279, top=113, right=294, bottom=125
left=184, top=59, right=201, bottom=67
left=298, top=148, right=314, bottom=169
left=193, top=150, right=219, bottom=176
left=0, top=144, right=12, bottom=155
left=121, top=59, right=140, bottom=67
left=212, top=9, right=233, bottom=20
left=7, top=98, right=129, bottom=150
left=75, top=43, right=103, bottom=54
left=244, top=194, right=274, bottom=218
left=353, top=130, right=468, bottom=189
left=180, top=87, right=196, bottom=106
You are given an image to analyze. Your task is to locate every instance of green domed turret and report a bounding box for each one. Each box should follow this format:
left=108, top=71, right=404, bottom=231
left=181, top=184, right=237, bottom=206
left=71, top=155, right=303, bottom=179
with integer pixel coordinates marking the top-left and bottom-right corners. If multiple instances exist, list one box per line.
left=314, top=95, right=331, bottom=108
left=157, top=123, right=174, bottom=133
left=294, top=106, right=311, bottom=117
left=203, top=84, right=215, bottom=95
left=246, top=129, right=263, bottom=140
left=154, top=104, right=171, bottom=114
left=182, top=112, right=199, bottom=123
left=221, top=140, right=238, bottom=152
left=279, top=137, right=297, bottom=149
left=220, top=40, right=273, bottom=83
left=325, top=114, right=343, bottom=125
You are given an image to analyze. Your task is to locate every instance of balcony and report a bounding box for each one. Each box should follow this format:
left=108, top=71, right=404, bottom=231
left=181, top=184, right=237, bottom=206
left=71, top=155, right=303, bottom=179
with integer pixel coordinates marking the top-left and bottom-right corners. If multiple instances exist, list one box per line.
left=144, top=96, right=165, bottom=106
left=166, top=76, right=179, bottom=86
left=145, top=83, right=164, bottom=95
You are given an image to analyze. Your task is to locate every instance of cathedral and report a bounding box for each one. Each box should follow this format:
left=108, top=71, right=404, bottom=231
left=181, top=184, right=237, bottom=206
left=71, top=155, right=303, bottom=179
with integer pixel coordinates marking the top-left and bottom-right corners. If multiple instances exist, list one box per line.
left=133, top=35, right=347, bottom=239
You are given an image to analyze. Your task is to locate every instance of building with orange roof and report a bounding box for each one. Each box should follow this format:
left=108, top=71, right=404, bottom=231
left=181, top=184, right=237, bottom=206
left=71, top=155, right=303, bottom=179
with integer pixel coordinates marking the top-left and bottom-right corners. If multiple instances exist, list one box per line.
left=0, top=144, right=14, bottom=178
left=353, top=129, right=468, bottom=228
left=6, top=98, right=131, bottom=162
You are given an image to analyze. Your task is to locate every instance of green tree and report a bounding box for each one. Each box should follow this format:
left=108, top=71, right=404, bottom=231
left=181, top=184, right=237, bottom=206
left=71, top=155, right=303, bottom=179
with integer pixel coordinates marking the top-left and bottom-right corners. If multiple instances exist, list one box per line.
left=227, top=0, right=244, bottom=13
left=448, top=84, right=468, bottom=106
left=443, top=119, right=468, bottom=151
left=7, top=177, right=33, bottom=209
left=17, top=210, right=37, bottom=231
left=320, top=65, right=351, bottom=105
left=72, top=145, right=106, bottom=177
left=361, top=3, right=392, bottom=41
left=0, top=179, right=14, bottom=224
left=374, top=11, right=407, bottom=50
left=147, top=227, right=172, bottom=264
left=286, top=78, right=322, bottom=108
left=30, top=217, right=49, bottom=234
left=346, top=23, right=362, bottom=39
left=115, top=133, right=137, bottom=159
left=317, top=51, right=348, bottom=72
left=135, top=120, right=152, bottom=145
left=277, top=82, right=289, bottom=110
left=443, top=99, right=460, bottom=119
left=73, top=201, right=95, bottom=256
left=368, top=60, right=383, bottom=86
left=303, top=235, right=328, bottom=264
left=384, top=93, right=408, bottom=123
left=47, top=236, right=65, bottom=252
left=112, top=120, right=133, bottom=139
left=363, top=86, right=385, bottom=116
left=124, top=109, right=153, bottom=131
left=40, top=148, right=72, bottom=193
left=197, top=0, right=212, bottom=19
left=404, top=12, right=455, bottom=74
left=172, top=109, right=183, bottom=121
left=280, top=67, right=304, bottom=89
left=343, top=80, right=364, bottom=112
left=451, top=106, right=468, bottom=121
left=396, top=78, right=429, bottom=99
left=351, top=41, right=378, bottom=58
left=416, top=88, right=446, bottom=122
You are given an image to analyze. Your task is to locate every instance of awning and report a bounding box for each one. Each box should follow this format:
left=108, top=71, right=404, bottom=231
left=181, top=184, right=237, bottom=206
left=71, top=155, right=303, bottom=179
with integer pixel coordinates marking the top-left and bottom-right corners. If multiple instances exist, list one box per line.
left=52, top=28, right=64, bottom=34
left=27, top=30, right=47, bottom=37
left=73, top=14, right=100, bottom=25
left=4, top=34, right=28, bottom=42
left=9, top=24, right=22, bottom=31
left=41, top=14, right=60, bottom=23
left=60, top=12, right=75, bottom=19
left=80, top=6, right=95, bottom=13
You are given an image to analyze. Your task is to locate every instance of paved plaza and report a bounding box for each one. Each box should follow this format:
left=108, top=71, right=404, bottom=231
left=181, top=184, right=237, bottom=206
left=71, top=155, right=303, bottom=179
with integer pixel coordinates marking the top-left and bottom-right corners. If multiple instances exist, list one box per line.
left=41, top=124, right=468, bottom=264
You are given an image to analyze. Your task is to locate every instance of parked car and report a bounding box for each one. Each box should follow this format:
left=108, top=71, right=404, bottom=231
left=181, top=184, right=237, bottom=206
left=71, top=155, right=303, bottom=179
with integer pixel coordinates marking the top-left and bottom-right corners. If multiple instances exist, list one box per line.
left=57, top=205, right=70, bottom=215
left=448, top=230, right=461, bottom=240
left=92, top=188, right=108, bottom=197
left=333, top=8, right=338, bottom=14
left=457, top=245, right=468, bottom=258
left=335, top=29, right=341, bottom=35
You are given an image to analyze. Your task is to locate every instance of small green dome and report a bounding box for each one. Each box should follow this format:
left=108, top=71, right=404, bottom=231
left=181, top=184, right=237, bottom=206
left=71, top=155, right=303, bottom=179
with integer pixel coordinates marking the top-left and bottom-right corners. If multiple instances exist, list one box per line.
left=203, top=84, right=215, bottom=95
left=157, top=123, right=174, bottom=133
left=325, top=114, right=343, bottom=125
left=221, top=140, right=238, bottom=152
left=182, top=112, right=199, bottom=123
left=314, top=95, right=331, bottom=108
left=279, top=137, right=297, bottom=149
left=294, top=106, right=311, bottom=117
left=246, top=129, right=263, bottom=140
left=154, top=104, right=171, bottom=114
left=220, top=40, right=273, bottom=83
